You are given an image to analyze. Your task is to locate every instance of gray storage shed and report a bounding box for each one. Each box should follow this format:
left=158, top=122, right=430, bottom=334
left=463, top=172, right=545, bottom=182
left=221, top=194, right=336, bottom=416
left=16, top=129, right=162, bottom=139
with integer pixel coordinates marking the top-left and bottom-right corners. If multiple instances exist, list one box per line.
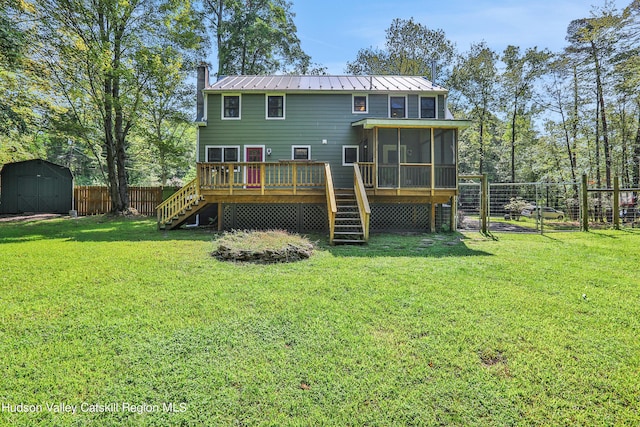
left=0, top=159, right=73, bottom=214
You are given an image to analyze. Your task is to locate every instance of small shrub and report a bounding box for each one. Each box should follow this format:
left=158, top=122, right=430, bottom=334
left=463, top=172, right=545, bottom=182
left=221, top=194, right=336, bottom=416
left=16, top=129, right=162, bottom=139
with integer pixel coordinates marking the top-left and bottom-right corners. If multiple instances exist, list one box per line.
left=503, top=197, right=528, bottom=220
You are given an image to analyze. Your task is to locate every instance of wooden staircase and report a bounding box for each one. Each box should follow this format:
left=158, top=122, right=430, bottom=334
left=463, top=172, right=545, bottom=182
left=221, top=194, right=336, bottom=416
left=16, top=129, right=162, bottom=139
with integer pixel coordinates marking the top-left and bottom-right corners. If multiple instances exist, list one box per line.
left=333, top=189, right=366, bottom=244
left=157, top=178, right=208, bottom=230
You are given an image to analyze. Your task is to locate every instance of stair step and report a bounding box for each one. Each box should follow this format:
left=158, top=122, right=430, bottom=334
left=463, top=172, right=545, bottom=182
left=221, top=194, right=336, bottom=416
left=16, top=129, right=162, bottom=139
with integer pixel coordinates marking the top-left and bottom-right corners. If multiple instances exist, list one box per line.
left=335, top=231, right=364, bottom=236
left=333, top=239, right=366, bottom=244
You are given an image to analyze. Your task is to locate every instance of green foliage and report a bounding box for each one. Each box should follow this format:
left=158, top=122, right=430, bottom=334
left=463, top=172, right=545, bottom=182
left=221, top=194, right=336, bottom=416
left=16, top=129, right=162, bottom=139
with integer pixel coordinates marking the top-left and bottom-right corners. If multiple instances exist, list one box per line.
left=345, top=17, right=455, bottom=79
left=0, top=217, right=639, bottom=425
left=28, top=0, right=206, bottom=206
left=205, top=0, right=312, bottom=76
left=503, top=197, right=529, bottom=220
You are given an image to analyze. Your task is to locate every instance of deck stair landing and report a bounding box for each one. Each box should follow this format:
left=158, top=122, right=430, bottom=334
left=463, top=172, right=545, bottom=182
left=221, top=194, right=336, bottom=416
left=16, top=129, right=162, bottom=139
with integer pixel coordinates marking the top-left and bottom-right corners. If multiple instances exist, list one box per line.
left=333, top=189, right=366, bottom=244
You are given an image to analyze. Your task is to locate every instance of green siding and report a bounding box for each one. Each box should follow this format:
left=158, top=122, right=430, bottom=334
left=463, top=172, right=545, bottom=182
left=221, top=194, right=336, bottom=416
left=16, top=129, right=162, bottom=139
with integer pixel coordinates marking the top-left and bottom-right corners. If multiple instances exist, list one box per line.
left=408, top=95, right=418, bottom=119
left=198, top=91, right=454, bottom=187
left=200, top=93, right=389, bottom=187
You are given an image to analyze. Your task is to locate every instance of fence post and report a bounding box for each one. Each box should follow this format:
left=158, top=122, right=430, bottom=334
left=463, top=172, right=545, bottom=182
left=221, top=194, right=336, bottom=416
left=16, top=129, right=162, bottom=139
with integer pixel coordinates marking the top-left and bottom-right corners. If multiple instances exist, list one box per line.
left=481, top=173, right=488, bottom=235
left=613, top=176, right=620, bottom=230
left=581, top=174, right=589, bottom=232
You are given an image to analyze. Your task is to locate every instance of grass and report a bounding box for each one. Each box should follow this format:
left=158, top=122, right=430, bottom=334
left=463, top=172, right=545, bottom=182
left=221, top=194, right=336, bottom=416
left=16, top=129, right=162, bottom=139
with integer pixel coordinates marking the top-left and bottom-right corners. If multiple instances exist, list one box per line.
left=0, top=216, right=639, bottom=426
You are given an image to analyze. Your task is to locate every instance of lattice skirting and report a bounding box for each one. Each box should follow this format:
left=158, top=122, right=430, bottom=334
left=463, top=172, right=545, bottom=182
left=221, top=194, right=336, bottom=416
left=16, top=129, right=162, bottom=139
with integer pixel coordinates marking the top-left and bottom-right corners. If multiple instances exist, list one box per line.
left=220, top=203, right=451, bottom=233
left=370, top=203, right=452, bottom=232
left=222, top=204, right=328, bottom=233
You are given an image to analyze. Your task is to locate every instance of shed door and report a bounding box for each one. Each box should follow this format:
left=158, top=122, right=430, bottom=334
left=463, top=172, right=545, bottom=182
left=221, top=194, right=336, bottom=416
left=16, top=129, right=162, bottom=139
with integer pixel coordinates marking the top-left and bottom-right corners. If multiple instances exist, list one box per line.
left=17, top=176, right=39, bottom=213
left=17, top=175, right=60, bottom=213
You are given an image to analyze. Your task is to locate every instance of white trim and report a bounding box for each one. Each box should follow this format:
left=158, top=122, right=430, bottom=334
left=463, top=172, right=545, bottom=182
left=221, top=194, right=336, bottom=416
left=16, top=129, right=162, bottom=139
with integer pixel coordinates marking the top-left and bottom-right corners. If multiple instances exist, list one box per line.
left=221, top=93, right=242, bottom=120
left=352, top=94, right=368, bottom=114
left=291, top=145, right=311, bottom=160
left=244, top=145, right=266, bottom=186
left=265, top=93, right=286, bottom=120
left=244, top=145, right=266, bottom=162
left=389, top=95, right=408, bottom=118
left=342, top=145, right=359, bottom=166
left=419, top=95, right=438, bottom=119
left=203, top=93, right=209, bottom=122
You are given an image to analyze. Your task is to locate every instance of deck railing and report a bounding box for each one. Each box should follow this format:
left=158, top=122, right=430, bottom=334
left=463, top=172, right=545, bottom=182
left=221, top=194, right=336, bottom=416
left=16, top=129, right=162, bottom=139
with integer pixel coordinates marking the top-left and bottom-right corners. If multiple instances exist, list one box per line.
left=358, top=162, right=375, bottom=188
left=198, top=161, right=326, bottom=194
left=358, top=162, right=456, bottom=189
left=435, top=165, right=456, bottom=189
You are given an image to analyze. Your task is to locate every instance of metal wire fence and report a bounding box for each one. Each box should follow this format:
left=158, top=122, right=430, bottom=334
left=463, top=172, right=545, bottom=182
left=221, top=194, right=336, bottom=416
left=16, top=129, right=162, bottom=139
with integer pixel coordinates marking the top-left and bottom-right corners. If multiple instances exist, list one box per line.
left=459, top=181, right=581, bottom=233
left=458, top=179, right=640, bottom=233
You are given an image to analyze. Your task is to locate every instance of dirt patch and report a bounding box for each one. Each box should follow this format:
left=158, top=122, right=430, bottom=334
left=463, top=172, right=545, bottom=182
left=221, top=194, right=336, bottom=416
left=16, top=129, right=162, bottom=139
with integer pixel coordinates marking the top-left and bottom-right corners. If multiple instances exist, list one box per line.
left=460, top=217, right=537, bottom=233
left=0, top=213, right=64, bottom=223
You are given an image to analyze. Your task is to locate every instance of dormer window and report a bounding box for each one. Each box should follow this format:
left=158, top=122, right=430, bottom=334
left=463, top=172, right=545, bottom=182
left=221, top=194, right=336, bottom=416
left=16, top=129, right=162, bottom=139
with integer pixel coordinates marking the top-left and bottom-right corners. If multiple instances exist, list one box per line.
left=420, top=96, right=436, bottom=119
left=353, top=95, right=368, bottom=113
left=389, top=96, right=406, bottom=118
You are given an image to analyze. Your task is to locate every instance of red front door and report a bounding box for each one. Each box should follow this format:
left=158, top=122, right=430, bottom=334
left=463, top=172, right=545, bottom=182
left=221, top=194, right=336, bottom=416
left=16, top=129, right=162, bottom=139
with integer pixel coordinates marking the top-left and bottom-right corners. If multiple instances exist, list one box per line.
left=246, top=147, right=263, bottom=187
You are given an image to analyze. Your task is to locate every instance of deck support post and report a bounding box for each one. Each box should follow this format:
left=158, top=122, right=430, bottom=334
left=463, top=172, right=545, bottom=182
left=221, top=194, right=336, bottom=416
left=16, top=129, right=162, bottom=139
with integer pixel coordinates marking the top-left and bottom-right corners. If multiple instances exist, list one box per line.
left=430, top=202, right=436, bottom=233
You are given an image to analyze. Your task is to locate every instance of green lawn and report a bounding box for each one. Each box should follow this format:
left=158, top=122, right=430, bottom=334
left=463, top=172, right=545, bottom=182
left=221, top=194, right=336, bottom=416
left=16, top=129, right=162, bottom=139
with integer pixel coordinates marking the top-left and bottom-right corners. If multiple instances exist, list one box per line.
left=1, top=217, right=639, bottom=426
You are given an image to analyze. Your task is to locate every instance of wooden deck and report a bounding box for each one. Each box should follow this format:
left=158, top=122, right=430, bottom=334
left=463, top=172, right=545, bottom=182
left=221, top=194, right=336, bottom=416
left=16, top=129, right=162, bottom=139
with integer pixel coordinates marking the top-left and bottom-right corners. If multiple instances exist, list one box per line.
left=157, top=162, right=458, bottom=241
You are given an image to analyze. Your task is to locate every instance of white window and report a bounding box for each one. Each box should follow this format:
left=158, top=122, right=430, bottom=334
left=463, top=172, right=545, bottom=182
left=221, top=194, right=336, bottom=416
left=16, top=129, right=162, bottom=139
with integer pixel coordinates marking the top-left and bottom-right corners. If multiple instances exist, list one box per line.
left=222, top=94, right=241, bottom=119
left=342, top=145, right=359, bottom=166
left=292, top=145, right=311, bottom=160
left=266, top=94, right=285, bottom=119
left=206, top=146, right=240, bottom=162
left=389, top=95, right=407, bottom=118
left=352, top=94, right=368, bottom=113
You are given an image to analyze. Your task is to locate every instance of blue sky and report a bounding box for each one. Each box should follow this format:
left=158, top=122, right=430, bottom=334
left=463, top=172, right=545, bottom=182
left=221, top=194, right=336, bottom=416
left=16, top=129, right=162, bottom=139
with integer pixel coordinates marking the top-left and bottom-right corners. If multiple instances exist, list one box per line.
left=290, top=0, right=629, bottom=74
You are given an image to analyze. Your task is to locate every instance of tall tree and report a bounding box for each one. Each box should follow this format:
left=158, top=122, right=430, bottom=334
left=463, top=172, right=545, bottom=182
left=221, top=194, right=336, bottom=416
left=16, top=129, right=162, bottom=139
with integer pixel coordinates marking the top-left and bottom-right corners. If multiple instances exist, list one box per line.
left=345, top=17, right=455, bottom=80
left=566, top=3, right=624, bottom=188
left=203, top=0, right=311, bottom=76
left=136, top=47, right=196, bottom=186
left=500, top=46, right=551, bottom=182
left=34, top=0, right=203, bottom=213
left=450, top=42, right=499, bottom=175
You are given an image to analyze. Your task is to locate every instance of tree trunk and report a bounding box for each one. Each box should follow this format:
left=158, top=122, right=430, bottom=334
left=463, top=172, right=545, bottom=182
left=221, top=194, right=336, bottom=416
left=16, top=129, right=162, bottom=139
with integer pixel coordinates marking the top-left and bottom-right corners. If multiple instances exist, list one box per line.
left=510, top=98, right=517, bottom=183
left=633, top=105, right=640, bottom=189
left=593, top=41, right=611, bottom=189
left=99, top=7, right=122, bottom=213
left=478, top=120, right=484, bottom=175
left=216, top=0, right=225, bottom=77
left=595, top=97, right=603, bottom=222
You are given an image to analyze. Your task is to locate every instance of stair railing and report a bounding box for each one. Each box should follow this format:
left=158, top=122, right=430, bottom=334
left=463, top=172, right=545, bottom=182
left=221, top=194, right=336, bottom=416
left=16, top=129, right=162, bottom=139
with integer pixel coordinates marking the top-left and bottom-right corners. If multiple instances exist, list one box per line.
left=353, top=164, right=371, bottom=242
left=324, top=163, right=337, bottom=244
left=156, top=178, right=200, bottom=228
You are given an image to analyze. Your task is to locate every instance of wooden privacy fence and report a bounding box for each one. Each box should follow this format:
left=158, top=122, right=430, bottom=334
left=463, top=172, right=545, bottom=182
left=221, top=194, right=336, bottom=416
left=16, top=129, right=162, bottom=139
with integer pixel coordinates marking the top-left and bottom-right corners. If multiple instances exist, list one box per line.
left=74, top=186, right=165, bottom=216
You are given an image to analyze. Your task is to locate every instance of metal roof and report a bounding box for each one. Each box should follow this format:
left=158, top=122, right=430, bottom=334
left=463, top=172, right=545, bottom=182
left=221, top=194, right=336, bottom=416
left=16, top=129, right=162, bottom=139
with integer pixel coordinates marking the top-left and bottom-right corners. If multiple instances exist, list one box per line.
left=207, top=75, right=447, bottom=93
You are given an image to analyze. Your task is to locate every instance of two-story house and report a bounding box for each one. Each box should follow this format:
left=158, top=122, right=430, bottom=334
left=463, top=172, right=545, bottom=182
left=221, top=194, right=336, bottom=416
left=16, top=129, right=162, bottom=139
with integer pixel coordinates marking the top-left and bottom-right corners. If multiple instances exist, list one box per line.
left=157, top=65, right=470, bottom=243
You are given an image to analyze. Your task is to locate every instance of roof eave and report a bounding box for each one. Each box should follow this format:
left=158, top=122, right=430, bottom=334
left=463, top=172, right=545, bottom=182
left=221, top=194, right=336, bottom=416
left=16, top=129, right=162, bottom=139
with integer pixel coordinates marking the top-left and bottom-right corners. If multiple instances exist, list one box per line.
left=351, top=118, right=472, bottom=130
